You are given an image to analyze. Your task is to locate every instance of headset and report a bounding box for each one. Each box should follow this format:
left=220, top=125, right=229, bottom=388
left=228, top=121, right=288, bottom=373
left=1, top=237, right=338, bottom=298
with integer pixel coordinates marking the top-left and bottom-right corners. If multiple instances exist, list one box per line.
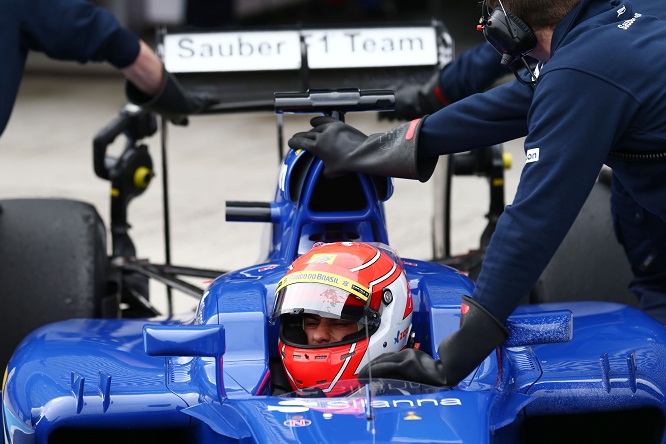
left=478, top=0, right=538, bottom=86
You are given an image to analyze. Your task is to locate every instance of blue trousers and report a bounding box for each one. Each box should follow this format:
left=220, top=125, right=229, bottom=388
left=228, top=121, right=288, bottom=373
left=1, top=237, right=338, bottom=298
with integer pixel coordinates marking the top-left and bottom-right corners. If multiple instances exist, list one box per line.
left=611, top=176, right=666, bottom=324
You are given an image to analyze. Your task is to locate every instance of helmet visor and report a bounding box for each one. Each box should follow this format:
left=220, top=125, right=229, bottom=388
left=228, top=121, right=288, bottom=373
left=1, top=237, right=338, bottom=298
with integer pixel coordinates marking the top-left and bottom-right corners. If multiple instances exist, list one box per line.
left=271, top=282, right=371, bottom=324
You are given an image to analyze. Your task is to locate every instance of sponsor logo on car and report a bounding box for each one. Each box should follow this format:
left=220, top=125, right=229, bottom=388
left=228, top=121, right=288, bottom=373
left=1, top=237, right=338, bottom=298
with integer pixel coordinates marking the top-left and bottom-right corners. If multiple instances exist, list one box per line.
left=283, top=415, right=312, bottom=427
left=267, top=396, right=462, bottom=415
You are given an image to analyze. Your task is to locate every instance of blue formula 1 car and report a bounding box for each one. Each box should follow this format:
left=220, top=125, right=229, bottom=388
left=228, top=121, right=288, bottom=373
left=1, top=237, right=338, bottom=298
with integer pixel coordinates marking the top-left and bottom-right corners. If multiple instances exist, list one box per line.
left=3, top=86, right=666, bottom=443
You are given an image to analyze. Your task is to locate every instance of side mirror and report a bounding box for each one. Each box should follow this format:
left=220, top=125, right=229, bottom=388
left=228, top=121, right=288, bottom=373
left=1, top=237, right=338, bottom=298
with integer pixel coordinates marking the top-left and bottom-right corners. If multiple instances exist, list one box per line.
left=143, top=324, right=225, bottom=357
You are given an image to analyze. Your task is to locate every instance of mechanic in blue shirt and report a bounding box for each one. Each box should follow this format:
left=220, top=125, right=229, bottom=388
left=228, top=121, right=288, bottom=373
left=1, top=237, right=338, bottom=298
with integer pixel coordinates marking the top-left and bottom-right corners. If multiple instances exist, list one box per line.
left=0, top=0, right=215, bottom=138
left=393, top=0, right=666, bottom=330
left=289, top=0, right=666, bottom=387
left=393, top=0, right=666, bottom=326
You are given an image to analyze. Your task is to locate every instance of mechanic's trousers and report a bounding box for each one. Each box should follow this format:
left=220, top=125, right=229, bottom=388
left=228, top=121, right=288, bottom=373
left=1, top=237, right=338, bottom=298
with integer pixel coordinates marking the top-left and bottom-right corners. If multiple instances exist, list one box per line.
left=612, top=177, right=666, bottom=325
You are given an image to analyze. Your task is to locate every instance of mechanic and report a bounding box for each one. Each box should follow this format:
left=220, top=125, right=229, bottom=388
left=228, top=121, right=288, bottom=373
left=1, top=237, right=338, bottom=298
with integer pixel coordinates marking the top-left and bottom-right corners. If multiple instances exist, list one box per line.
left=288, top=0, right=666, bottom=388
left=269, top=241, right=413, bottom=396
left=389, top=0, right=666, bottom=326
left=0, top=0, right=216, bottom=138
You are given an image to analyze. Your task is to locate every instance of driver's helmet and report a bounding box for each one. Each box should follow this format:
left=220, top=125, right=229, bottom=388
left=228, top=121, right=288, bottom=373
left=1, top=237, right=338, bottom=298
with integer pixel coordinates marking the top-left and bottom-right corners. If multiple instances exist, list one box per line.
left=271, top=241, right=413, bottom=396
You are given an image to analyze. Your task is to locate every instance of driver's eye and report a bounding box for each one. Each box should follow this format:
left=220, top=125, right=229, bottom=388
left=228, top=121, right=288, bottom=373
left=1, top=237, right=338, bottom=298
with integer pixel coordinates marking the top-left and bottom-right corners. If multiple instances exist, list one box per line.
left=303, top=318, right=320, bottom=329
left=333, top=321, right=353, bottom=327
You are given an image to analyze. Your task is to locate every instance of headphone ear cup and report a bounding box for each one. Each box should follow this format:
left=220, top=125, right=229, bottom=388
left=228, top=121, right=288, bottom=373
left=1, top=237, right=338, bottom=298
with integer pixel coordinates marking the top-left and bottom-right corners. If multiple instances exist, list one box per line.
left=483, top=7, right=537, bottom=64
left=505, top=11, right=537, bottom=51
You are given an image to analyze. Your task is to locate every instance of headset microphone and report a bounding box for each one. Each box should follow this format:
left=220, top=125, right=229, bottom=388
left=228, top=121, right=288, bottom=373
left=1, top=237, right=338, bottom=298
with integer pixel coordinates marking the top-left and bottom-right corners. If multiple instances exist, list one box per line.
left=501, top=53, right=516, bottom=68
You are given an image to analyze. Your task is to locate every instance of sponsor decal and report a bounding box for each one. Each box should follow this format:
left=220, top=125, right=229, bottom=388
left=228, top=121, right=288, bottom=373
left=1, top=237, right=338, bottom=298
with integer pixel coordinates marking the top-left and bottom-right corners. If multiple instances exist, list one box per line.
left=394, top=327, right=410, bottom=344
left=351, top=284, right=370, bottom=299
left=525, top=148, right=540, bottom=164
left=258, top=264, right=278, bottom=273
left=283, top=415, right=312, bottom=428
left=618, top=13, right=642, bottom=30
left=277, top=271, right=370, bottom=301
left=267, top=395, right=462, bottom=415
left=617, top=5, right=626, bottom=16
left=404, top=411, right=422, bottom=421
left=307, top=254, right=337, bottom=265
left=340, top=351, right=356, bottom=360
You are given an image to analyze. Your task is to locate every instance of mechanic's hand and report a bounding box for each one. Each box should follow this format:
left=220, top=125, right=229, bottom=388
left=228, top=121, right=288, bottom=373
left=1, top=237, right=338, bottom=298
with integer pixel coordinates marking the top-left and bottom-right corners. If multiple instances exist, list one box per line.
left=288, top=116, right=436, bottom=181
left=358, top=349, right=451, bottom=387
left=288, top=116, right=368, bottom=177
left=126, top=71, right=219, bottom=125
left=378, top=83, right=432, bottom=122
left=378, top=72, right=448, bottom=122
left=359, top=295, right=509, bottom=389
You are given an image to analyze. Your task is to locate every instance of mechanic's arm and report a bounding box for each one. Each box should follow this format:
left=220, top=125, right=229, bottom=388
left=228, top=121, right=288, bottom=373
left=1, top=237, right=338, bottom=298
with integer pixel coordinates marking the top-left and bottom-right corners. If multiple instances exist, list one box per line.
left=21, top=0, right=217, bottom=118
left=470, top=70, right=635, bottom=322
left=121, top=40, right=164, bottom=96
left=288, top=76, right=531, bottom=182
left=439, top=43, right=508, bottom=103
left=390, top=43, right=508, bottom=120
left=123, top=45, right=219, bottom=120
left=360, top=69, right=637, bottom=387
left=419, top=77, right=532, bottom=155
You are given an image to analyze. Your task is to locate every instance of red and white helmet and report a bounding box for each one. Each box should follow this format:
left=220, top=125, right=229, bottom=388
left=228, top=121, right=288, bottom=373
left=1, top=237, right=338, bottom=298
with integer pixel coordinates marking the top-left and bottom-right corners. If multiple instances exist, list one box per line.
left=271, top=242, right=413, bottom=396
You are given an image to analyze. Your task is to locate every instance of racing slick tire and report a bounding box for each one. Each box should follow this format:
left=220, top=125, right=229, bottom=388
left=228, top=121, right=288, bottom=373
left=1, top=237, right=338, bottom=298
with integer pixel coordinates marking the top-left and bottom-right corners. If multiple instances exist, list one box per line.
left=0, top=199, right=111, bottom=370
left=531, top=173, right=636, bottom=306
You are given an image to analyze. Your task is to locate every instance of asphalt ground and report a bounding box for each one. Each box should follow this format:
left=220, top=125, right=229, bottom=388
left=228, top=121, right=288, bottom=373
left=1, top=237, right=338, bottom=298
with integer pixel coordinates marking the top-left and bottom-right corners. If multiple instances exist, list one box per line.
left=0, top=60, right=524, bottom=314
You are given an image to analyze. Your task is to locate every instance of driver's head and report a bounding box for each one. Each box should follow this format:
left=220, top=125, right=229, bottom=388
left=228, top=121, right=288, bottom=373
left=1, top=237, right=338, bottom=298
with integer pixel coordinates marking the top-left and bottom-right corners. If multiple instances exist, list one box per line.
left=271, top=242, right=413, bottom=396
left=303, top=314, right=359, bottom=345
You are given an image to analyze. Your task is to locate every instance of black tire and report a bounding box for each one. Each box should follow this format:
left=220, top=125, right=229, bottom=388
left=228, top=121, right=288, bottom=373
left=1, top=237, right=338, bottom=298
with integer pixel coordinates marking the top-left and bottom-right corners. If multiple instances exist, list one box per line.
left=0, top=199, right=111, bottom=369
left=531, top=177, right=636, bottom=306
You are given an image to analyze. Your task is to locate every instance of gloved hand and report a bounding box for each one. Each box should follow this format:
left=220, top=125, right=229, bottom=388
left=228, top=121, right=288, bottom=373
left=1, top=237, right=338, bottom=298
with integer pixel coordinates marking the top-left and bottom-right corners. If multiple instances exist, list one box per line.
left=359, top=348, right=451, bottom=387
left=126, top=70, right=219, bottom=125
left=378, top=71, right=449, bottom=122
left=288, top=116, right=438, bottom=182
left=358, top=295, right=508, bottom=387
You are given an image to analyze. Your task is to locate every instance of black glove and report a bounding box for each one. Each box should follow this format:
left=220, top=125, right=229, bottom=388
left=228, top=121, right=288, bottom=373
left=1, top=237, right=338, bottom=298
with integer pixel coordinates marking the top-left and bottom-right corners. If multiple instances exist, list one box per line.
left=378, top=71, right=448, bottom=122
left=288, top=116, right=438, bottom=182
left=126, top=70, right=219, bottom=125
left=358, top=295, right=508, bottom=387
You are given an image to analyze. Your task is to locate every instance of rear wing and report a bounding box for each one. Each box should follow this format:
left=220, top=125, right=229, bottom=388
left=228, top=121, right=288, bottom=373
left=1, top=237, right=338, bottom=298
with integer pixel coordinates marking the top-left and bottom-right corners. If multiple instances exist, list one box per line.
left=157, top=22, right=453, bottom=113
